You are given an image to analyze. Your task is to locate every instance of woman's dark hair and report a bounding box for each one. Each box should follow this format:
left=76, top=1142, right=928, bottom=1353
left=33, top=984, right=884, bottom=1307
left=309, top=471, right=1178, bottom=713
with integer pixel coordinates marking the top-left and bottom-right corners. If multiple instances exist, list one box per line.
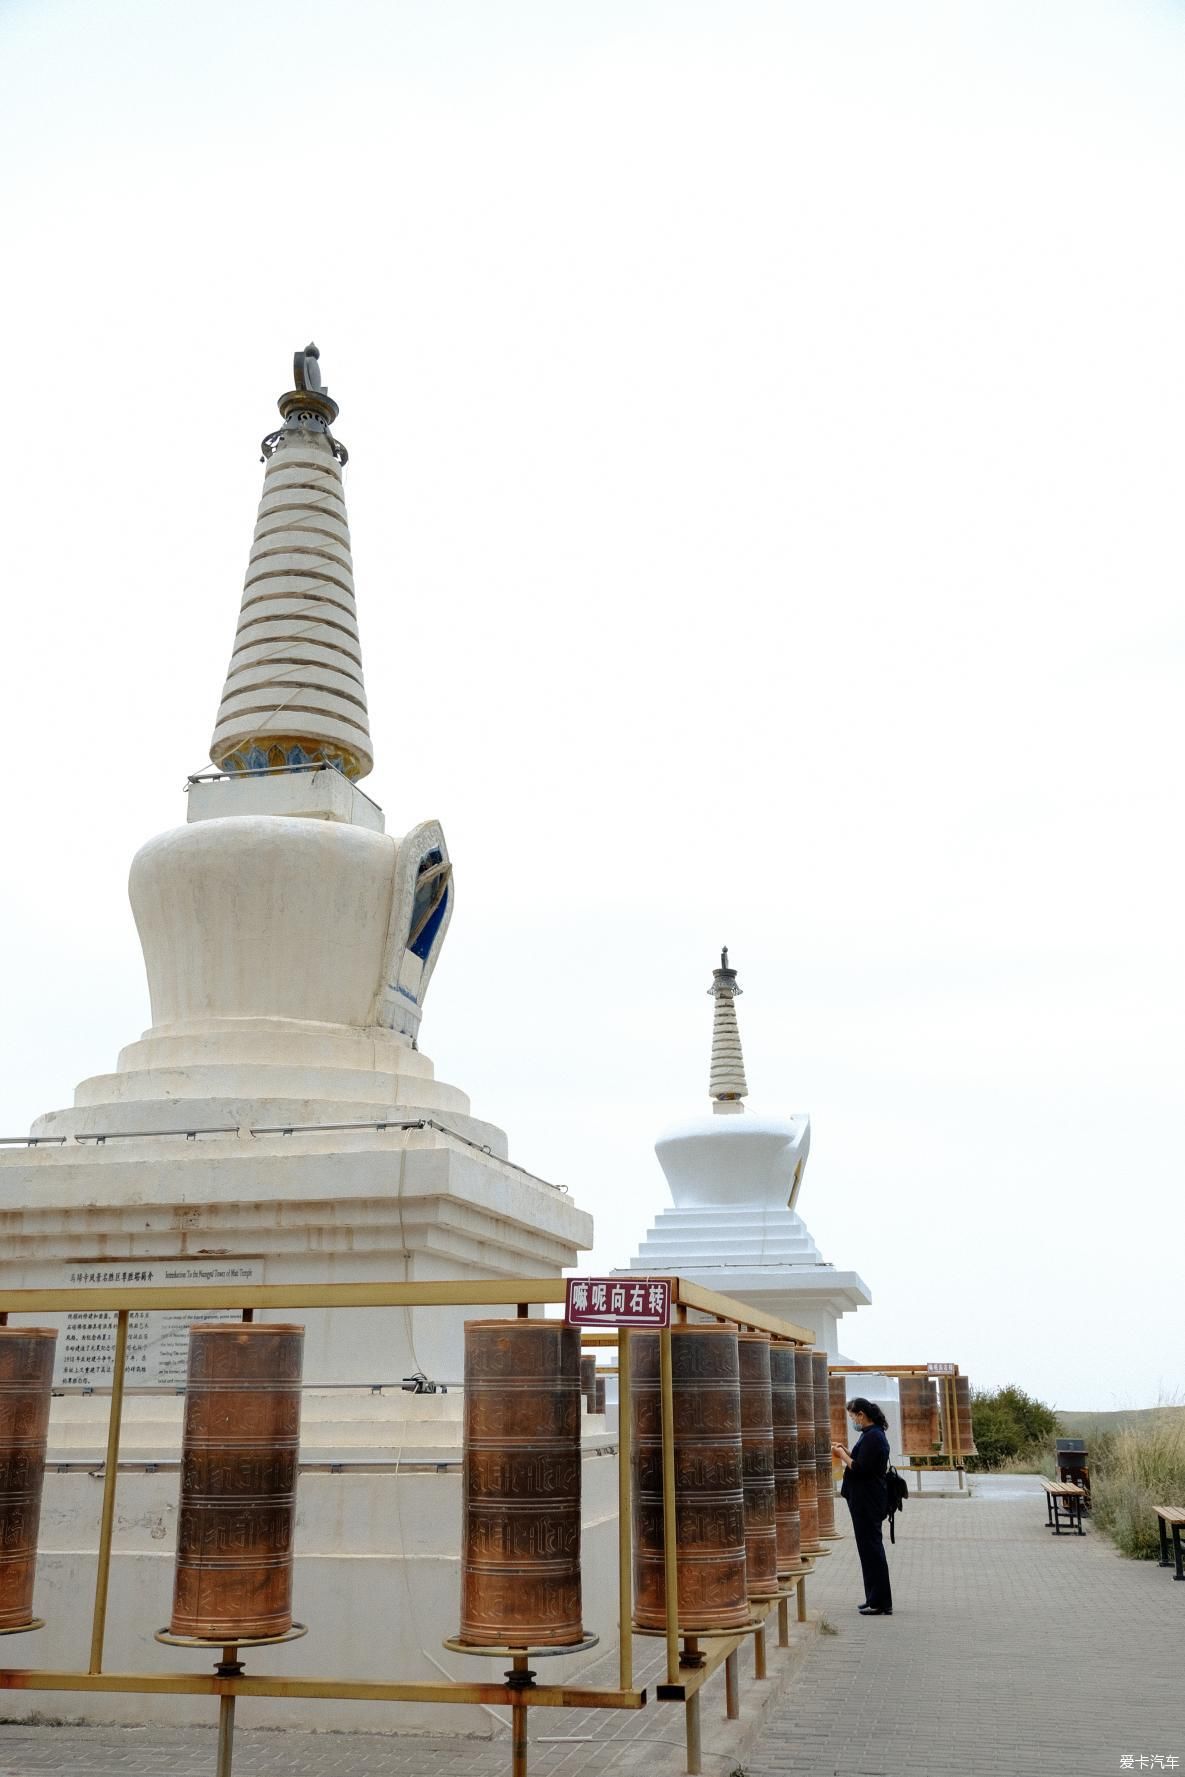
left=846, top=1396, right=888, bottom=1430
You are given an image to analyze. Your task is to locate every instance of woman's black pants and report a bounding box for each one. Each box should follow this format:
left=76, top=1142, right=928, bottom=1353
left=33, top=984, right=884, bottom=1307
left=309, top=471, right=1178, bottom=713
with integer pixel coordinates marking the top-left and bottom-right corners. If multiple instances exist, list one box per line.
left=847, top=1502, right=892, bottom=1611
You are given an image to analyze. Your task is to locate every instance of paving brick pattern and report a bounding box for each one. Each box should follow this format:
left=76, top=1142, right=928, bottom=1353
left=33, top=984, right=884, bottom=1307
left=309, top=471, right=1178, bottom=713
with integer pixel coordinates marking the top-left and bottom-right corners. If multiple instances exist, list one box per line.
left=0, top=1477, right=1178, bottom=1777
left=750, top=1474, right=1181, bottom=1777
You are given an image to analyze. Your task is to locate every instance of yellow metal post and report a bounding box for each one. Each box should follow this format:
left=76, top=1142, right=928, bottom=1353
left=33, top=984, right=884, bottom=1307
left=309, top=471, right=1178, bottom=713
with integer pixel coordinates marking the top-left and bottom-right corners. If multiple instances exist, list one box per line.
left=511, top=1655, right=529, bottom=1777
left=659, top=1326, right=679, bottom=1686
left=724, top=1648, right=739, bottom=1719
left=215, top=1647, right=238, bottom=1777
left=617, top=1327, right=633, bottom=1692
left=685, top=1689, right=702, bottom=1774
left=89, top=1309, right=129, bottom=1674
left=216, top=1695, right=235, bottom=1777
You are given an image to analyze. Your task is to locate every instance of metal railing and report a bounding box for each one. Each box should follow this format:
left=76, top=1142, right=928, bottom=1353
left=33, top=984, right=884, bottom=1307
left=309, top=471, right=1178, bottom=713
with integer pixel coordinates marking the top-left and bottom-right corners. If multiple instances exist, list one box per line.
left=0, top=1120, right=568, bottom=1191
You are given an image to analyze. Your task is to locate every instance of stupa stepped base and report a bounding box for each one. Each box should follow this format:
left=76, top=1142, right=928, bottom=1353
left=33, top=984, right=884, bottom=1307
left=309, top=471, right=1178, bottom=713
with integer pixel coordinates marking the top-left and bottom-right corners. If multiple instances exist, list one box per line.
left=631, top=1203, right=825, bottom=1266
left=0, top=1126, right=592, bottom=1386
left=29, top=1017, right=505, bottom=1153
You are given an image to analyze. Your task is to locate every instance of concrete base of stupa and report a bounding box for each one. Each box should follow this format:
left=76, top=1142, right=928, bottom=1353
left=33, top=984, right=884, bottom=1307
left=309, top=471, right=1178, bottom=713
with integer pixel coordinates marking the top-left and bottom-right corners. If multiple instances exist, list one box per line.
left=0, top=1123, right=605, bottom=1729
left=0, top=1133, right=604, bottom=1729
left=0, top=1122, right=591, bottom=1386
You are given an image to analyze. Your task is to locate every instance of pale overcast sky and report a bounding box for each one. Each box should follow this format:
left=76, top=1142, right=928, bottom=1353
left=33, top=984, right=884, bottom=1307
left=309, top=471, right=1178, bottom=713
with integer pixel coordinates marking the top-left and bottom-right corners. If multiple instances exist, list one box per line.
left=1, top=2, right=1181, bottom=1410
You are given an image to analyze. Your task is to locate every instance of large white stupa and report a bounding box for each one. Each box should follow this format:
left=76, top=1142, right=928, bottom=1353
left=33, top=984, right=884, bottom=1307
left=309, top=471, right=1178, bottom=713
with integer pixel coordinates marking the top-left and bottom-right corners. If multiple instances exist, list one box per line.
left=0, top=348, right=611, bottom=1729
left=622, top=950, right=870, bottom=1355
left=0, top=345, right=591, bottom=1388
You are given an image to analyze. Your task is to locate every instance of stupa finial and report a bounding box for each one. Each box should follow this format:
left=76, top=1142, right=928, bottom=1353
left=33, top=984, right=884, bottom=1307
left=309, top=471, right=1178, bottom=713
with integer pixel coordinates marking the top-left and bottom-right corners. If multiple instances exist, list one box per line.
left=210, top=342, right=373, bottom=780
left=707, top=946, right=748, bottom=1108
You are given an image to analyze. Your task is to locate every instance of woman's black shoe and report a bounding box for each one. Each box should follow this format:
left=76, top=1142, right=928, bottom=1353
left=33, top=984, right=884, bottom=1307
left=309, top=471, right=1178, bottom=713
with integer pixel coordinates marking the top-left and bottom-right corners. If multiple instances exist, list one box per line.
left=858, top=1605, right=891, bottom=1615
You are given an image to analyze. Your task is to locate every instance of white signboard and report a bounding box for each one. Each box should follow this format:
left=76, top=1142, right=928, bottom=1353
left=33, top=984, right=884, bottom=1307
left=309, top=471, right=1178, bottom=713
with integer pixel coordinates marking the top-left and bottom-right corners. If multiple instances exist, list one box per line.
left=52, top=1260, right=263, bottom=1389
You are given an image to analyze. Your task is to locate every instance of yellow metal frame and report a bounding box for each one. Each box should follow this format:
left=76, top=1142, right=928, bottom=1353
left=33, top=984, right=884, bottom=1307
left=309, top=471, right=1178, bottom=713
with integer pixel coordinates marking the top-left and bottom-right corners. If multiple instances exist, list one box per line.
left=0, top=1274, right=815, bottom=1777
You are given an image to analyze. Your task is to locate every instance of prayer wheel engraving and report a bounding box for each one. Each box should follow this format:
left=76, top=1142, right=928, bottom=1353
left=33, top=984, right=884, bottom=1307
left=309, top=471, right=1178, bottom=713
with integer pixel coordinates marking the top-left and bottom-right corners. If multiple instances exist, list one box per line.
left=460, top=1319, right=583, bottom=1647
left=171, top=1323, right=304, bottom=1641
left=769, top=1341, right=801, bottom=1573
left=631, top=1325, right=749, bottom=1631
left=812, top=1352, right=837, bottom=1537
left=0, top=1329, right=57, bottom=1632
left=793, top=1348, right=819, bottom=1550
left=899, top=1376, right=939, bottom=1457
left=953, top=1376, right=977, bottom=1458
left=737, top=1332, right=779, bottom=1597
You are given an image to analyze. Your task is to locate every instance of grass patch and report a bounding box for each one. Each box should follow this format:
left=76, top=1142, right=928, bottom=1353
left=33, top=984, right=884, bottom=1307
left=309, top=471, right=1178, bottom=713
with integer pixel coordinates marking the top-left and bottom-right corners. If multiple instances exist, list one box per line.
left=818, top=1616, right=839, bottom=1636
left=1092, top=1414, right=1185, bottom=1559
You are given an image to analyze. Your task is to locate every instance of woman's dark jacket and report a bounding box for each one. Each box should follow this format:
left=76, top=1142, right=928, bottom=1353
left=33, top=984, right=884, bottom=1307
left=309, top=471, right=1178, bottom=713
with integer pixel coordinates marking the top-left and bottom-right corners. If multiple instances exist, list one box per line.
left=839, top=1425, right=890, bottom=1520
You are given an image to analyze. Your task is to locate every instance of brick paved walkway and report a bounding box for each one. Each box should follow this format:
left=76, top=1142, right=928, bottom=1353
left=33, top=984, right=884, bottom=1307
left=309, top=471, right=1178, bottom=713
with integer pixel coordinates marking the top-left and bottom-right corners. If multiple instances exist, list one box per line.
left=749, top=1474, right=1181, bottom=1777
left=0, top=1477, right=1178, bottom=1777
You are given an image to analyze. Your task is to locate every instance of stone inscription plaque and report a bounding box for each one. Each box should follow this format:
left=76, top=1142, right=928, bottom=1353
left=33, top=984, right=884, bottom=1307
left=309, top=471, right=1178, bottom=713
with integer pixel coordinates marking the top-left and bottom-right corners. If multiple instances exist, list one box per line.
left=50, top=1262, right=262, bottom=1389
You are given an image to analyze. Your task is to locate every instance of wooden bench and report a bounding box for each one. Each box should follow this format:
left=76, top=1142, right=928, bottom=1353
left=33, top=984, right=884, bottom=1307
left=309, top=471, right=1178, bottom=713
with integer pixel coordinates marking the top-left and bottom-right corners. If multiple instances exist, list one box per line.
left=1154, top=1506, right=1185, bottom=1580
left=1041, top=1478, right=1086, bottom=1536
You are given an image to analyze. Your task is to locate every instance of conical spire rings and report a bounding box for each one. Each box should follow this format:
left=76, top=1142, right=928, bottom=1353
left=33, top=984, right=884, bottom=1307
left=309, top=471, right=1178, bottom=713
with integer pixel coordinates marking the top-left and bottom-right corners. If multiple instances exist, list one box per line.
left=210, top=346, right=374, bottom=781
left=708, top=946, right=749, bottom=1105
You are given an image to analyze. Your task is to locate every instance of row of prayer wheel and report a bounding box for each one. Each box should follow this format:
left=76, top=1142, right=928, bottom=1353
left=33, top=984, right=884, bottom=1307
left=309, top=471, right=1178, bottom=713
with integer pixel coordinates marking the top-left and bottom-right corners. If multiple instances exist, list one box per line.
left=0, top=1317, right=864, bottom=1651
left=0, top=1323, right=305, bottom=1641
left=899, top=1373, right=978, bottom=1458
left=899, top=1375, right=941, bottom=1455
left=632, top=1327, right=841, bottom=1633
left=458, top=1319, right=844, bottom=1643
left=580, top=1353, right=606, bottom=1416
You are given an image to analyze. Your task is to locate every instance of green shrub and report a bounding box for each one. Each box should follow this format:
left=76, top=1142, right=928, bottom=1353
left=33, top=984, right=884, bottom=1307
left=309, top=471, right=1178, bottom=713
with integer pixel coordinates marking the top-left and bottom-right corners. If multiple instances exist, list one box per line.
left=1093, top=1415, right=1185, bottom=1559
left=964, top=1384, right=1058, bottom=1471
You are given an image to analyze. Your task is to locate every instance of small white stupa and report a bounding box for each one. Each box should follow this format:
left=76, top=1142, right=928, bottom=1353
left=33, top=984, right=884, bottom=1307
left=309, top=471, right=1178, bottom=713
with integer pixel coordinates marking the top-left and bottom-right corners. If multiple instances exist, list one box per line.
left=622, top=950, right=871, bottom=1355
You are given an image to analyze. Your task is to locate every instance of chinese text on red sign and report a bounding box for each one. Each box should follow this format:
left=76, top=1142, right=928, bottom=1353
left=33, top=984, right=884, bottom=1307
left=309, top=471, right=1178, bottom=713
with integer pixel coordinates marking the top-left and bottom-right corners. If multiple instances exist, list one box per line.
left=565, top=1277, right=671, bottom=1328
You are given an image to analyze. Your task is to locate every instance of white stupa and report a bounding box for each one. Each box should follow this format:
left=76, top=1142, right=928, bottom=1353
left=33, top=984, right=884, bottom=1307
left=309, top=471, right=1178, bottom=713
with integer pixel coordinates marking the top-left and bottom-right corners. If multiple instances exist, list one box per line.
left=0, top=346, right=612, bottom=1730
left=622, top=950, right=870, bottom=1355
left=0, top=343, right=592, bottom=1387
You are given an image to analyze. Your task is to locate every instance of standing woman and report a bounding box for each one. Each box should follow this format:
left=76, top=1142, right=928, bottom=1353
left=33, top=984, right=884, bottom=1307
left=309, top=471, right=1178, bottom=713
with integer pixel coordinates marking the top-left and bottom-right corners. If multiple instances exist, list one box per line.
left=832, top=1397, right=893, bottom=1616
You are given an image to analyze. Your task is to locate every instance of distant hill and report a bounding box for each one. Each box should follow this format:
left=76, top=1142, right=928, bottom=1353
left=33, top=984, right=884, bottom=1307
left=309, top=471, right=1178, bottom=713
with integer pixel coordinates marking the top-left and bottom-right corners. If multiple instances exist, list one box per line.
left=1057, top=1405, right=1185, bottom=1438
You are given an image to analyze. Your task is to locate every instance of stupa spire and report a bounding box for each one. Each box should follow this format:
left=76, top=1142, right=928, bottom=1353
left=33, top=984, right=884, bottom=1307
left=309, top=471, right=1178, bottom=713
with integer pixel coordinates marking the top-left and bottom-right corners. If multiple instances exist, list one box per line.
left=708, top=946, right=749, bottom=1111
left=210, top=343, right=374, bottom=780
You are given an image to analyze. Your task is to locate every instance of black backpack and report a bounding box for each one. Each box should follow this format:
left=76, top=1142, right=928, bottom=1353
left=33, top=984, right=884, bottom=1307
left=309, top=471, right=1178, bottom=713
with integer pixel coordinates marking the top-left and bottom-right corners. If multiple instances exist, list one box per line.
left=885, top=1466, right=909, bottom=1543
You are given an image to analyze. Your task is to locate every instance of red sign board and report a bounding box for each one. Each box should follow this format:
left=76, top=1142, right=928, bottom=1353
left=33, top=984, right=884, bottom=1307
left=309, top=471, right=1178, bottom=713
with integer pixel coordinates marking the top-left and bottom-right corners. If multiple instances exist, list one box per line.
left=927, top=1362, right=957, bottom=1375
left=565, top=1277, right=671, bottom=1328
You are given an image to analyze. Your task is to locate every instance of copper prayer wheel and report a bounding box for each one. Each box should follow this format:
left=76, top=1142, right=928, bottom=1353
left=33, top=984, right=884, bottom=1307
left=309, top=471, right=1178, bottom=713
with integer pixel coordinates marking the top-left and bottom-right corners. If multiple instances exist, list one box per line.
left=631, top=1325, right=749, bottom=1631
left=581, top=1354, right=597, bottom=1409
left=828, top=1374, right=848, bottom=1444
left=460, top=1319, right=583, bottom=1647
left=737, top=1332, right=779, bottom=1598
left=899, top=1376, right=938, bottom=1456
left=0, top=1328, right=57, bottom=1632
left=594, top=1377, right=607, bottom=1416
left=811, top=1352, right=837, bottom=1537
left=171, top=1323, right=304, bottom=1641
left=793, top=1347, right=819, bottom=1550
left=769, top=1341, right=801, bottom=1573
left=954, top=1376, right=977, bottom=1458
